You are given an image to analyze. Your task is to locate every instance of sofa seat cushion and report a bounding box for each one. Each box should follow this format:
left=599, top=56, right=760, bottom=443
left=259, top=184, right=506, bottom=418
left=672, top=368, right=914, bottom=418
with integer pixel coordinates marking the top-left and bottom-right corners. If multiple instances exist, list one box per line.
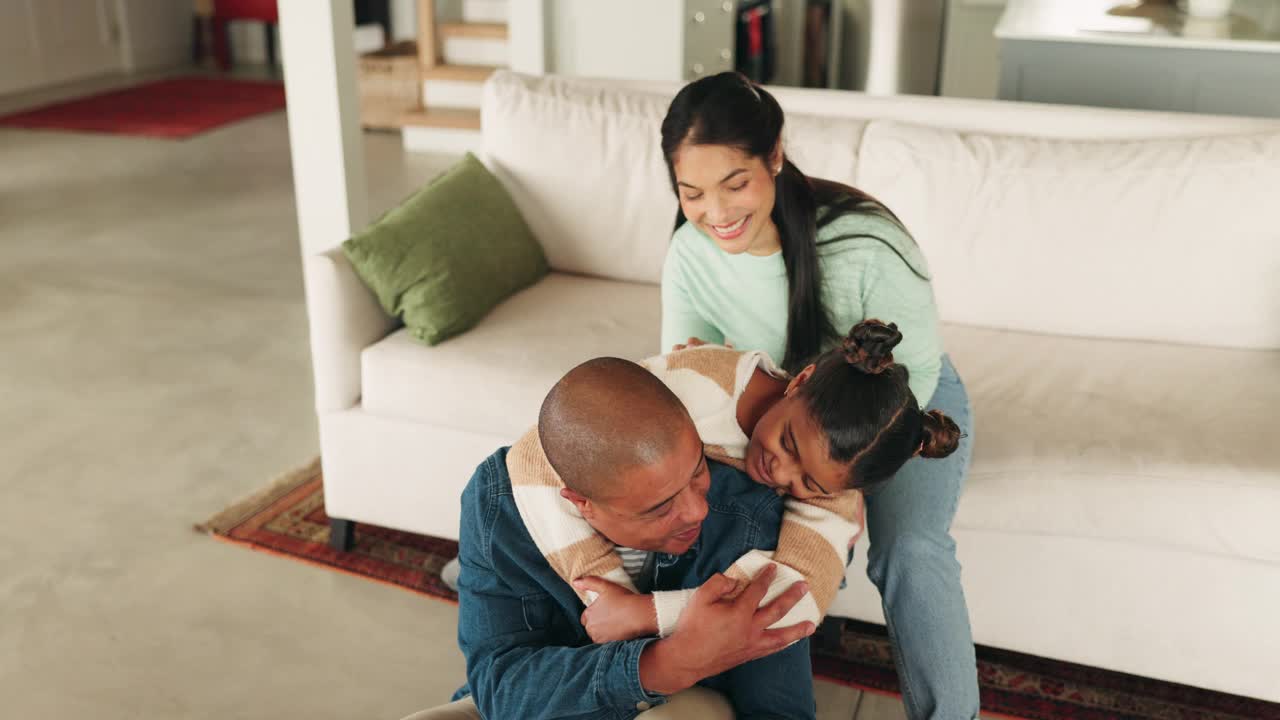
left=361, top=273, right=661, bottom=440
left=945, top=325, right=1280, bottom=564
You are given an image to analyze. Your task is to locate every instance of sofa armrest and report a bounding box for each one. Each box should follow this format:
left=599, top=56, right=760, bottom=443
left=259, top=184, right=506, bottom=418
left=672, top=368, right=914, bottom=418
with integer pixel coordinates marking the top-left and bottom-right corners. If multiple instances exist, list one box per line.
left=303, top=248, right=397, bottom=412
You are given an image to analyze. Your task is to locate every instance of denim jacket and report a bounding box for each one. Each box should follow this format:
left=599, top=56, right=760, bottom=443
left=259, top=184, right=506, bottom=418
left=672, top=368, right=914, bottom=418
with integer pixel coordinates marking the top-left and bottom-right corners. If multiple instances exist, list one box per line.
left=453, top=448, right=817, bottom=720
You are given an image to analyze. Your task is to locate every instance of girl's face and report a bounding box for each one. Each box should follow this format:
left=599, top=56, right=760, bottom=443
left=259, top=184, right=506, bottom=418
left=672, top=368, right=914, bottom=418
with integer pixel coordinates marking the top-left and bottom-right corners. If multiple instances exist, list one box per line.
left=672, top=142, right=781, bottom=256
left=743, top=367, right=852, bottom=500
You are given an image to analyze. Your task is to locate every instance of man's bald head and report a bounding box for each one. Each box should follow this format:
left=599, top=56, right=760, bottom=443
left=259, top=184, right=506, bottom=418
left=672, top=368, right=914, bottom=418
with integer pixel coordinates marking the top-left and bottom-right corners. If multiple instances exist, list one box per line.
left=539, top=357, right=694, bottom=500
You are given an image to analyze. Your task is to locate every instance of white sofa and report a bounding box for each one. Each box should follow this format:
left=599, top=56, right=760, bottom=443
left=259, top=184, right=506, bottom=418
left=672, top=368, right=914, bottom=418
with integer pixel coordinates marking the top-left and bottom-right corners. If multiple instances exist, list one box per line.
left=303, top=71, right=1280, bottom=702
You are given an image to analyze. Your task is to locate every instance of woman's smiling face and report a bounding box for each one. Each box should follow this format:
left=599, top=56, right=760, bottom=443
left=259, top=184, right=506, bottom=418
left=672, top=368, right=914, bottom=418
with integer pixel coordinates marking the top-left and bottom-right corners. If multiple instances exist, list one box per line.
left=672, top=143, right=781, bottom=256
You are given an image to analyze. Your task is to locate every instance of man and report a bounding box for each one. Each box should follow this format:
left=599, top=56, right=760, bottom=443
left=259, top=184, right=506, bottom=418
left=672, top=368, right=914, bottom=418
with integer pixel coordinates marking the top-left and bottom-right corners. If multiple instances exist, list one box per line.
left=431, top=357, right=817, bottom=719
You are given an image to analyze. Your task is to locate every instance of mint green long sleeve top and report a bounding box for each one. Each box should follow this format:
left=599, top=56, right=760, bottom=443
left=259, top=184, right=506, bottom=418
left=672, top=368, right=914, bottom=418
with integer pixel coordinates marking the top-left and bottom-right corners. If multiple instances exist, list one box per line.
left=660, top=210, right=945, bottom=406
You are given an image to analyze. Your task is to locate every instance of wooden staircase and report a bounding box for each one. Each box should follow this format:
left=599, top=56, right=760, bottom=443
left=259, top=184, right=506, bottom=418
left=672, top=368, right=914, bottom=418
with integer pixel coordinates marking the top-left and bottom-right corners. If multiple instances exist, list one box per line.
left=402, top=0, right=509, bottom=154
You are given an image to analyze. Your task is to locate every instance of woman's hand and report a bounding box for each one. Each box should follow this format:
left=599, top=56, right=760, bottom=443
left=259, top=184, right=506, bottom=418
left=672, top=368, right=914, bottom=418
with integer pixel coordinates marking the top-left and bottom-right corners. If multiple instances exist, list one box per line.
left=672, top=337, right=724, bottom=352
left=574, top=577, right=659, bottom=642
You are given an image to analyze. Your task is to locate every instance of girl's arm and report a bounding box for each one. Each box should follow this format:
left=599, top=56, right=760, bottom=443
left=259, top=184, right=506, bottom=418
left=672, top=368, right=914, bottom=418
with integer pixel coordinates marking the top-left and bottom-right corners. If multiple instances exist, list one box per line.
left=506, top=428, right=636, bottom=606
left=651, top=491, right=864, bottom=636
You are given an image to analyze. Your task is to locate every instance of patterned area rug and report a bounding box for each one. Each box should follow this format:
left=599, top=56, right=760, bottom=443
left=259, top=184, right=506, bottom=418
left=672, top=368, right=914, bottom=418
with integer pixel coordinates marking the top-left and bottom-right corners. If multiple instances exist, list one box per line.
left=199, top=462, right=1280, bottom=720
left=0, top=77, right=286, bottom=139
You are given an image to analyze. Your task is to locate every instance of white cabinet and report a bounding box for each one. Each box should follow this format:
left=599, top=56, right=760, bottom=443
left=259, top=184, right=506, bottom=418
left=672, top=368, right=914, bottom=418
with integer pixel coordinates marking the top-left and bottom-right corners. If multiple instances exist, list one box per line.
left=995, top=0, right=1280, bottom=117
left=0, top=0, right=191, bottom=98
left=116, top=0, right=192, bottom=73
left=0, top=0, right=123, bottom=96
left=36, top=0, right=122, bottom=85
left=0, top=1, right=44, bottom=96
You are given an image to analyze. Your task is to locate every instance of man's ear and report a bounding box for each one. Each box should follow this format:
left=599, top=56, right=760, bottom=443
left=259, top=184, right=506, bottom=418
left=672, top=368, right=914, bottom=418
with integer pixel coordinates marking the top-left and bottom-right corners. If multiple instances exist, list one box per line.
left=785, top=364, right=817, bottom=395
left=560, top=487, right=595, bottom=519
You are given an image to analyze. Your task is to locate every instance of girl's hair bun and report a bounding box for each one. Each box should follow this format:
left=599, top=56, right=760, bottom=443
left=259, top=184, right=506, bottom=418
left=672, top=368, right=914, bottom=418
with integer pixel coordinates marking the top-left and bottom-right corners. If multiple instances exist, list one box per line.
left=841, top=319, right=902, bottom=375
left=919, top=410, right=961, bottom=459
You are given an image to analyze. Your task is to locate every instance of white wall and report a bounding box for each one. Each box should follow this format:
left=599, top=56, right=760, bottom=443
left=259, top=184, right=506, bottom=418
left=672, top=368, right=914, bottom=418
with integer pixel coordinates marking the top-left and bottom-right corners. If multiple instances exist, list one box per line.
left=939, top=0, right=1005, bottom=99
left=380, top=0, right=689, bottom=83
left=227, top=21, right=282, bottom=66
left=837, top=0, right=946, bottom=95
left=546, top=0, right=684, bottom=81
left=390, top=0, right=418, bottom=41
left=386, top=0, right=463, bottom=42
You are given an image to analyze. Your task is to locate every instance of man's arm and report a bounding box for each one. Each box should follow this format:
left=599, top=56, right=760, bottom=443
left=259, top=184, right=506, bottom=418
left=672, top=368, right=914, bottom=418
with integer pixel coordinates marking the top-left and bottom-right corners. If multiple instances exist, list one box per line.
left=456, top=468, right=664, bottom=719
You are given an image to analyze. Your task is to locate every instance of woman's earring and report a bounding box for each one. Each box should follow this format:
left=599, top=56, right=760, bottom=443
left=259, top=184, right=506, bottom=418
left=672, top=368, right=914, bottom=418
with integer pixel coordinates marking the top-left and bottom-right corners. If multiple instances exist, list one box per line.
left=774, top=164, right=783, bottom=176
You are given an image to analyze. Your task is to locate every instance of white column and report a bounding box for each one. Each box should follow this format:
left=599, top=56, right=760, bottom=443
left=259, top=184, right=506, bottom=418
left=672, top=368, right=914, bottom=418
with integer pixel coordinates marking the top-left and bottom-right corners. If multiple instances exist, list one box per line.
left=278, top=0, right=368, bottom=255
left=863, top=0, right=905, bottom=95
left=509, top=0, right=548, bottom=75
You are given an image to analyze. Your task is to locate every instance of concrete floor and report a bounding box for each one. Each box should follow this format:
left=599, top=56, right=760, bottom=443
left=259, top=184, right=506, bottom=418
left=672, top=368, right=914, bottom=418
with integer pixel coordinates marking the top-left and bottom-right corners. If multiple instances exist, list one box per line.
left=0, top=67, right=918, bottom=720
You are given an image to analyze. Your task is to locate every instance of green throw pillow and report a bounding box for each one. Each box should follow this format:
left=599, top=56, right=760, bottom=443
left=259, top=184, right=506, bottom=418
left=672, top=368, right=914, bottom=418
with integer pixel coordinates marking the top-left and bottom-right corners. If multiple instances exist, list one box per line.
left=342, top=153, right=549, bottom=345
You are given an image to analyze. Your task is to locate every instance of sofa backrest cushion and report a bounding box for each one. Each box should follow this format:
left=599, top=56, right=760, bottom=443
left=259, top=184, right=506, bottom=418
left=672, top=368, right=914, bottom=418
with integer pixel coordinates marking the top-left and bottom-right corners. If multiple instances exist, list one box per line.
left=480, top=72, right=867, bottom=285
left=856, top=120, right=1280, bottom=349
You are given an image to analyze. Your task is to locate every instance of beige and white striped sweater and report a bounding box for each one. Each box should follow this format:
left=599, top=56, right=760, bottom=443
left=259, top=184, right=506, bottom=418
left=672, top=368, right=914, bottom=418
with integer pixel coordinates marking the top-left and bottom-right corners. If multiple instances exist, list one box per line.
left=508, top=345, right=865, bottom=636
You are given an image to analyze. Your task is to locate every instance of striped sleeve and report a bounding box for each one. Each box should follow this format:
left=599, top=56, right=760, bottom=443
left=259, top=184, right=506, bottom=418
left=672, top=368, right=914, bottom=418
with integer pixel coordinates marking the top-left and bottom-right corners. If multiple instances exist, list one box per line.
left=768, top=491, right=865, bottom=615
left=652, top=490, right=864, bottom=636
left=506, top=428, right=635, bottom=604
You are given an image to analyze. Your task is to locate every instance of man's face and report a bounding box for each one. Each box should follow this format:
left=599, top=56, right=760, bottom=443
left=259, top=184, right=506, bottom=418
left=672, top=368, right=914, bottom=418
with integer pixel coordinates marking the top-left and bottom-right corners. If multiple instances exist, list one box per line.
left=577, top=423, right=712, bottom=556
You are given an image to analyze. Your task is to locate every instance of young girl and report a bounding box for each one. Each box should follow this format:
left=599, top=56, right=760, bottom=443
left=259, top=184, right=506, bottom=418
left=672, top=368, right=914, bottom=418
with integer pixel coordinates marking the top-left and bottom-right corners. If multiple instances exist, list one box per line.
left=506, top=320, right=960, bottom=641
left=657, top=72, right=976, bottom=718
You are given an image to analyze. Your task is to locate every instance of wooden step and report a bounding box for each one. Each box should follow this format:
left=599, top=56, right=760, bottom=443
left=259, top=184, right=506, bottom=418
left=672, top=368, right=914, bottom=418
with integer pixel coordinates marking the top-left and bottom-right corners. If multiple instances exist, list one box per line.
left=420, top=64, right=500, bottom=83
left=401, top=107, right=481, bottom=131
left=439, top=22, right=508, bottom=40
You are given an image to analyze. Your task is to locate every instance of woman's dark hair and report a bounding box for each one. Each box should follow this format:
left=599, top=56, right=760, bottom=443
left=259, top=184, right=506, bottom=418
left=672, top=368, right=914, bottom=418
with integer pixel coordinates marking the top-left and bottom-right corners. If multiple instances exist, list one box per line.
left=799, top=320, right=961, bottom=492
left=660, top=72, right=926, bottom=374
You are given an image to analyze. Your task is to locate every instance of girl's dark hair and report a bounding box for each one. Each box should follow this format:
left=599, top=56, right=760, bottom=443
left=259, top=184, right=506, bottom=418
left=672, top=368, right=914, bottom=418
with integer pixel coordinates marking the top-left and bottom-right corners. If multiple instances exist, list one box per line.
left=661, top=72, right=926, bottom=374
left=800, top=320, right=961, bottom=492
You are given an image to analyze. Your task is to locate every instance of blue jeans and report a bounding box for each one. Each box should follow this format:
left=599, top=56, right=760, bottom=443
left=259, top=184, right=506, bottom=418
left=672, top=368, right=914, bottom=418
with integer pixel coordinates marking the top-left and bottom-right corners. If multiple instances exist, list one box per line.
left=864, top=355, right=978, bottom=720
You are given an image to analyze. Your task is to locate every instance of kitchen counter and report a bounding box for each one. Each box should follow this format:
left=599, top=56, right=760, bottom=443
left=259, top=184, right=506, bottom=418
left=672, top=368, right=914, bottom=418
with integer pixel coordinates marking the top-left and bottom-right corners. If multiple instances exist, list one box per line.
left=995, top=0, right=1280, bottom=117
left=996, top=0, right=1280, bottom=52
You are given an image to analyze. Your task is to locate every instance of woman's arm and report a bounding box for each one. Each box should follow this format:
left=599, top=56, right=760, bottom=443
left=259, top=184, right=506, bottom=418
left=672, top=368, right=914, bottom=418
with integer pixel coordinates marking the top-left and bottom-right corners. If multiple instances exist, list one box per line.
left=858, top=246, right=944, bottom=407
left=661, top=238, right=724, bottom=352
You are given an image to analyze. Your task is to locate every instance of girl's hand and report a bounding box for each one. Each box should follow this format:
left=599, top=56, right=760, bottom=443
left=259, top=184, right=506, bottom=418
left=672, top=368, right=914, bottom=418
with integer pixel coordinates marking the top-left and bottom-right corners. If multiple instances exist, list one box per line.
left=574, top=577, right=659, bottom=642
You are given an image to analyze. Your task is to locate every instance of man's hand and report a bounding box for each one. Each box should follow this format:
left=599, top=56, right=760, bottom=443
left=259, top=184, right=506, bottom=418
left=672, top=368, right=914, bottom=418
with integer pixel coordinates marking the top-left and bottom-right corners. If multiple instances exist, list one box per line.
left=638, top=564, right=814, bottom=695
left=574, top=577, right=660, bottom=643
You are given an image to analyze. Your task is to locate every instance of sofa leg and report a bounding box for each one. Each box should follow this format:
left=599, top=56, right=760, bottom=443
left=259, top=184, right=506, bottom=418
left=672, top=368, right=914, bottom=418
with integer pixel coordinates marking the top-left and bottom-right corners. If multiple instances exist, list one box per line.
left=329, top=518, right=356, bottom=552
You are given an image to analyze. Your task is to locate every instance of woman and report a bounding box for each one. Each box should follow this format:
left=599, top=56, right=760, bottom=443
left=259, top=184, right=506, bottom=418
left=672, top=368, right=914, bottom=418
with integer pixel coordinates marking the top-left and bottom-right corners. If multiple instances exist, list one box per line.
left=659, top=72, right=977, bottom=720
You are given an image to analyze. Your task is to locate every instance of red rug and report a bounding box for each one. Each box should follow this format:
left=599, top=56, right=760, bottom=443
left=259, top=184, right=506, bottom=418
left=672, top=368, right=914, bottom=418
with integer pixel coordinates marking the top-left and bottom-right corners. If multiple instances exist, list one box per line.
left=199, top=462, right=1280, bottom=720
left=0, top=76, right=285, bottom=139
